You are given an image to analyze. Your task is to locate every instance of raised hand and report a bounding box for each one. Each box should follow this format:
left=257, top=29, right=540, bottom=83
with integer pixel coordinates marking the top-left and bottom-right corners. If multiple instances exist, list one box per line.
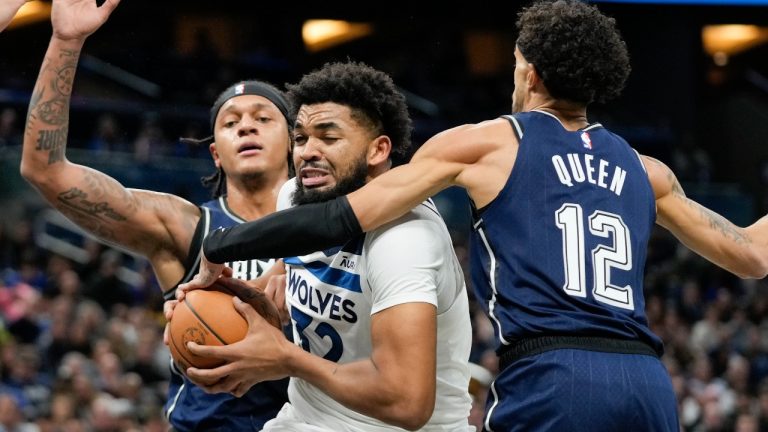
left=51, top=0, right=121, bottom=41
left=0, top=0, right=26, bottom=32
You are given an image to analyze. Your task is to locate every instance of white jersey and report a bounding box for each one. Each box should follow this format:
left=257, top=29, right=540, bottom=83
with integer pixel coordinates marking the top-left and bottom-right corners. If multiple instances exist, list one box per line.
left=265, top=179, right=473, bottom=432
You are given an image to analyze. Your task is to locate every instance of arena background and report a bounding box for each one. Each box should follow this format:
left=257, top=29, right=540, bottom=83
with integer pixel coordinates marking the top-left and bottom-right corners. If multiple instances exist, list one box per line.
left=1, top=1, right=768, bottom=431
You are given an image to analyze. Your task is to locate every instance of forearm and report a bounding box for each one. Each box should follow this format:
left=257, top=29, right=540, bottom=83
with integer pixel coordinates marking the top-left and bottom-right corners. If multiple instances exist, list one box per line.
left=286, top=347, right=432, bottom=430
left=348, top=159, right=455, bottom=232
left=203, top=197, right=362, bottom=263
left=659, top=197, right=768, bottom=278
left=21, top=36, right=84, bottom=181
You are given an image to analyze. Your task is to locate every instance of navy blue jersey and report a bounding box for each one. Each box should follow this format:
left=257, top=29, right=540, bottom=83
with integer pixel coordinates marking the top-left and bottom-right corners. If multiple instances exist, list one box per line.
left=470, top=111, right=662, bottom=355
left=164, top=196, right=289, bottom=432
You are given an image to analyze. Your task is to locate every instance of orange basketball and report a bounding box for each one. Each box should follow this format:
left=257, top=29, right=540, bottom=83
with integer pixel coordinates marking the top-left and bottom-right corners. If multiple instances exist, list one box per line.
left=168, top=278, right=283, bottom=372
left=168, top=282, right=247, bottom=371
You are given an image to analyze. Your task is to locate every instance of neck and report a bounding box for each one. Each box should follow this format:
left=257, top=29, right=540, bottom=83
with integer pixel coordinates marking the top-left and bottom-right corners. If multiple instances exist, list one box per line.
left=224, top=169, right=288, bottom=221
left=527, top=96, right=589, bottom=131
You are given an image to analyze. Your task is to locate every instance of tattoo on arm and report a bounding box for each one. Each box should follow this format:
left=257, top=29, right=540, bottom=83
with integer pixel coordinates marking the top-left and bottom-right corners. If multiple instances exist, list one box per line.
left=57, top=188, right=127, bottom=222
left=681, top=197, right=751, bottom=245
left=27, top=48, right=80, bottom=165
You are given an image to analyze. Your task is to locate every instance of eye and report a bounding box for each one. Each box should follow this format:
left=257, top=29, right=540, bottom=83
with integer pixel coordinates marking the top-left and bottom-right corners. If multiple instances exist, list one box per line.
left=258, top=116, right=271, bottom=123
left=223, top=119, right=238, bottom=128
left=293, top=135, right=307, bottom=145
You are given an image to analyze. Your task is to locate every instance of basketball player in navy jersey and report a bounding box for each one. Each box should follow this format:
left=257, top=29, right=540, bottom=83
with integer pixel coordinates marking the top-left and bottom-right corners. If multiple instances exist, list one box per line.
left=184, top=0, right=768, bottom=431
left=21, top=0, right=290, bottom=430
left=0, top=0, right=25, bottom=32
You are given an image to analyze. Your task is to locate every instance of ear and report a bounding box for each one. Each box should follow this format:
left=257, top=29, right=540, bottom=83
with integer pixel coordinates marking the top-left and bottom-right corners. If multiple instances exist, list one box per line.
left=526, top=63, right=540, bottom=89
left=367, top=135, right=392, bottom=167
left=209, top=142, right=221, bottom=168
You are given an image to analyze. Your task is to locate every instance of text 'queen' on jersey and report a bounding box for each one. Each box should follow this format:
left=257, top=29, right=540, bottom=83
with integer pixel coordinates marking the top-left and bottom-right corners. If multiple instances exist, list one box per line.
left=469, top=111, right=662, bottom=354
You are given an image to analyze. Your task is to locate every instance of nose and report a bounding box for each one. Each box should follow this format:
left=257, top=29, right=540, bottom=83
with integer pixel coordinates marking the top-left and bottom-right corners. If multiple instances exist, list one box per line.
left=237, top=115, right=258, bottom=136
left=299, top=137, right=322, bottom=161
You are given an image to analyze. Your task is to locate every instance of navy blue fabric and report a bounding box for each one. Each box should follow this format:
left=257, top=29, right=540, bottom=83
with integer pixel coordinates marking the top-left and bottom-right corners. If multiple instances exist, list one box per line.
left=483, top=349, right=678, bottom=432
left=165, top=198, right=289, bottom=431
left=469, top=111, right=661, bottom=354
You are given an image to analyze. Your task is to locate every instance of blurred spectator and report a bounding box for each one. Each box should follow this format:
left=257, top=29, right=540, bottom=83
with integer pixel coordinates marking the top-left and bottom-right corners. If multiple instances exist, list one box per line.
left=87, top=114, right=128, bottom=154
left=0, top=108, right=21, bottom=149
left=132, top=115, right=169, bottom=162
left=0, top=393, right=37, bottom=432
left=80, top=250, right=132, bottom=313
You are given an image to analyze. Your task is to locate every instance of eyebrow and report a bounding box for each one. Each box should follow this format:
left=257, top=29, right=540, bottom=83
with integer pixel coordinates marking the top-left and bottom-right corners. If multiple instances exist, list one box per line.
left=222, top=102, right=274, bottom=114
left=294, top=121, right=342, bottom=132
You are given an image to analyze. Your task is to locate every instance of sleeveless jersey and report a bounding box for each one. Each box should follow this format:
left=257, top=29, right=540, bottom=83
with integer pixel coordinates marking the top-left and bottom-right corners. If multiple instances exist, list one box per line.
left=469, top=110, right=662, bottom=354
left=164, top=196, right=289, bottom=431
left=268, top=180, right=473, bottom=432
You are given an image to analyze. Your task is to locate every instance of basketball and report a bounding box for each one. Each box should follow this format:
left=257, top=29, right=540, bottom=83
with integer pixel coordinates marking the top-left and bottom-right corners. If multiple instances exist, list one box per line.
left=168, top=278, right=282, bottom=372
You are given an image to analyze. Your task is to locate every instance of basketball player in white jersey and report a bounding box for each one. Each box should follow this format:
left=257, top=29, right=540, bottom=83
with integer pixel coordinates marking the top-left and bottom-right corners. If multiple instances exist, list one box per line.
left=176, top=61, right=475, bottom=431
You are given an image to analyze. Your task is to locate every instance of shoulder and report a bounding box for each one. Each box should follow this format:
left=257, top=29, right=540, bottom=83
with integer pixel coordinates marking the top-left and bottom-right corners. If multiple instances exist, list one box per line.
left=415, top=117, right=517, bottom=166
left=365, top=201, right=448, bottom=250
left=277, top=178, right=297, bottom=211
left=639, top=155, right=676, bottom=200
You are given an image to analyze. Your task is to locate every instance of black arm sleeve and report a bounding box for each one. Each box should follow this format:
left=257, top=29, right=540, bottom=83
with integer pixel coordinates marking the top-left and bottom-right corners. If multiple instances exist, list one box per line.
left=203, top=195, right=362, bottom=264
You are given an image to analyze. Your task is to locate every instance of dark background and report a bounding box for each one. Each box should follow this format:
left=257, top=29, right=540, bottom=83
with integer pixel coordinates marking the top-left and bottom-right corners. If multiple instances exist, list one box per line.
left=2, top=1, right=768, bottom=225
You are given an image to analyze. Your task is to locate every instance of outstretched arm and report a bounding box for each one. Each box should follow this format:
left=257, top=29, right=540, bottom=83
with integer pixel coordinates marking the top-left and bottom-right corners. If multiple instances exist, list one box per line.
left=0, top=0, right=26, bottom=32
left=201, top=118, right=513, bottom=263
left=643, top=155, right=768, bottom=278
left=21, top=0, right=199, bottom=286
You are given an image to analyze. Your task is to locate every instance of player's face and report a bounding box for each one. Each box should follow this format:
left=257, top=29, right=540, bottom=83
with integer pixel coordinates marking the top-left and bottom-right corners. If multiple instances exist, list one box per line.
left=210, top=94, right=290, bottom=179
left=511, top=46, right=532, bottom=114
left=291, top=102, right=375, bottom=205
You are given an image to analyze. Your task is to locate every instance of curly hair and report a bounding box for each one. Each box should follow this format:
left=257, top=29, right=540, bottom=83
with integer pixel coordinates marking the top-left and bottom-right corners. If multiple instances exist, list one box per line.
left=516, top=0, right=630, bottom=105
left=285, top=61, right=413, bottom=161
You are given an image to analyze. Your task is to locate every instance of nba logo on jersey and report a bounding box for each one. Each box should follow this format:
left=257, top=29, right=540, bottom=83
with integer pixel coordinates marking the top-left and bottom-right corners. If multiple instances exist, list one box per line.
left=581, top=131, right=593, bottom=149
left=235, top=83, right=245, bottom=94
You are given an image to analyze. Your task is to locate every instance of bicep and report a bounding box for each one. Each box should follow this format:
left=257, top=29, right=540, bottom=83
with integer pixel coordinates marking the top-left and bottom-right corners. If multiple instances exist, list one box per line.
left=349, top=122, right=496, bottom=232
left=370, top=302, right=437, bottom=396
left=38, top=164, right=197, bottom=255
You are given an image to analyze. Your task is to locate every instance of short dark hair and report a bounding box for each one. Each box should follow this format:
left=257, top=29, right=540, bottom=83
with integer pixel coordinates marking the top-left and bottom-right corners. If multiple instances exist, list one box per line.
left=285, top=61, right=413, bottom=161
left=516, top=0, right=630, bottom=105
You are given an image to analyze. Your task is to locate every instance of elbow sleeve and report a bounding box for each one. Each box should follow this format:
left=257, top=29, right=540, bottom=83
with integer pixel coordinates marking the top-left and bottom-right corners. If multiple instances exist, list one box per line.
left=203, top=196, right=362, bottom=263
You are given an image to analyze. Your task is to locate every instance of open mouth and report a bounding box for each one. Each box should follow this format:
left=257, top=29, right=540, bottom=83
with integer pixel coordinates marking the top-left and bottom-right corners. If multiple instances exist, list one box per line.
left=300, top=167, right=331, bottom=187
left=237, top=142, right=264, bottom=154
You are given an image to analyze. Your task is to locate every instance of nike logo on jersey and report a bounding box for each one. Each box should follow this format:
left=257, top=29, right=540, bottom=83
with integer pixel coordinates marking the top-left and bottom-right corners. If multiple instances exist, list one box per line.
left=551, top=153, right=627, bottom=196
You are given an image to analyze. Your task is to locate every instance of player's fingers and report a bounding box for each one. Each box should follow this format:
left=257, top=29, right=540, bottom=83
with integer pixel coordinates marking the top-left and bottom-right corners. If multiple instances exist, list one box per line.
left=266, top=275, right=289, bottom=325
left=163, top=299, right=177, bottom=320
left=176, top=274, right=207, bottom=299
left=232, top=296, right=262, bottom=326
left=185, top=341, right=236, bottom=362
left=232, top=381, right=253, bottom=398
left=99, top=0, right=120, bottom=16
left=222, top=266, right=233, bottom=277
left=185, top=370, right=227, bottom=392
left=162, top=323, right=170, bottom=346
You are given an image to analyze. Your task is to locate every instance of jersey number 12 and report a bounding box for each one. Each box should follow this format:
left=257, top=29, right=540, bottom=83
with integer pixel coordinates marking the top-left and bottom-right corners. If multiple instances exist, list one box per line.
left=555, top=203, right=634, bottom=311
